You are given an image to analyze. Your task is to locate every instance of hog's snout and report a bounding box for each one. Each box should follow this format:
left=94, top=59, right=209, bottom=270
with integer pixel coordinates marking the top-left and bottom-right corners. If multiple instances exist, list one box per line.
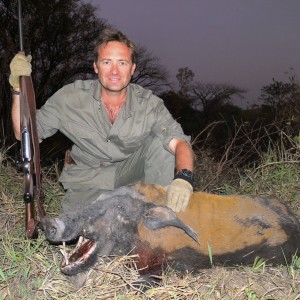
left=44, top=217, right=66, bottom=242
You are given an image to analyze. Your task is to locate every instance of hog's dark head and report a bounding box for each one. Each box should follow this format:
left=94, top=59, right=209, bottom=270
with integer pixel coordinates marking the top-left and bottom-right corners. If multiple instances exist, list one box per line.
left=43, top=188, right=199, bottom=276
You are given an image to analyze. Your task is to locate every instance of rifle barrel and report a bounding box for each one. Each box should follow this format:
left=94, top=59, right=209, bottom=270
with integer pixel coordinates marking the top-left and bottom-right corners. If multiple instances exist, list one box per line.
left=17, top=0, right=24, bottom=52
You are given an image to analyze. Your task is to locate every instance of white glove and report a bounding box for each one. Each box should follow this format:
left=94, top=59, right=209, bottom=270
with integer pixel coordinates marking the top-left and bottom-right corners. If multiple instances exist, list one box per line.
left=9, top=53, right=32, bottom=88
left=167, top=178, right=193, bottom=212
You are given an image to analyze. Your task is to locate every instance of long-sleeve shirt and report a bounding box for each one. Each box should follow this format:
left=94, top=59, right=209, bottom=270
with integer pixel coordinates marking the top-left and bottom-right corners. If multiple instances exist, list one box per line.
left=36, top=80, right=190, bottom=190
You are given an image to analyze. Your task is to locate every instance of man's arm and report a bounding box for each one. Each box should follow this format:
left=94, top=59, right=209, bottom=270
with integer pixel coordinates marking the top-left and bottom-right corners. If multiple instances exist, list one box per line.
left=169, top=138, right=194, bottom=172
left=11, top=89, right=21, bottom=140
left=9, top=53, right=32, bottom=140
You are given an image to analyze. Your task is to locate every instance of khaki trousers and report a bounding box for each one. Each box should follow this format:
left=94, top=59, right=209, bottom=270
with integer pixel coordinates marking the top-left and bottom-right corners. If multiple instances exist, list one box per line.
left=61, top=136, right=175, bottom=212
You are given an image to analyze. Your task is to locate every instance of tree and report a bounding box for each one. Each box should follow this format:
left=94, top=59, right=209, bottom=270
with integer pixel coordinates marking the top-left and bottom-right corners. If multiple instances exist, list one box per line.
left=1, top=0, right=108, bottom=104
left=260, top=75, right=300, bottom=123
left=176, top=67, right=195, bottom=98
left=1, top=0, right=108, bottom=149
left=174, top=67, right=246, bottom=119
left=190, top=82, right=246, bottom=120
left=160, top=90, right=204, bottom=137
left=160, top=90, right=190, bottom=119
left=132, top=46, right=170, bottom=93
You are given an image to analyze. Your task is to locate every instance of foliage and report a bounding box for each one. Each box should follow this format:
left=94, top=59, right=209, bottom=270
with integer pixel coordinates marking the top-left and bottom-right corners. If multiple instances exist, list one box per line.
left=260, top=73, right=300, bottom=123
left=216, top=138, right=300, bottom=218
left=176, top=67, right=195, bottom=98
left=192, top=120, right=300, bottom=203
left=252, top=257, right=266, bottom=272
left=259, top=75, right=300, bottom=150
left=161, top=67, right=247, bottom=151
left=174, top=66, right=246, bottom=116
left=207, top=243, right=213, bottom=266
left=190, top=82, right=246, bottom=118
left=1, top=0, right=108, bottom=103
left=162, top=80, right=299, bottom=174
left=0, top=0, right=107, bottom=148
left=132, top=46, right=170, bottom=93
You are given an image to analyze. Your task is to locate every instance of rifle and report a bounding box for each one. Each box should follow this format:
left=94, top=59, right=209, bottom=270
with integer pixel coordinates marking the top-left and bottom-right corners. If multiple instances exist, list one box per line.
left=18, top=0, right=46, bottom=238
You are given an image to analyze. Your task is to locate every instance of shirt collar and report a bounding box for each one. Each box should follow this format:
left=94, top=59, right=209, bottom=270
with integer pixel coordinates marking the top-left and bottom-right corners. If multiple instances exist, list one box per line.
left=92, top=81, right=145, bottom=113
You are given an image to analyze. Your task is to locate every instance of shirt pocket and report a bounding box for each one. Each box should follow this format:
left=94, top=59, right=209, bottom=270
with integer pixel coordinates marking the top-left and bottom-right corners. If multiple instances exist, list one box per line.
left=117, top=132, right=150, bottom=151
left=64, top=121, right=103, bottom=162
left=65, top=121, right=103, bottom=140
left=65, top=121, right=97, bottom=139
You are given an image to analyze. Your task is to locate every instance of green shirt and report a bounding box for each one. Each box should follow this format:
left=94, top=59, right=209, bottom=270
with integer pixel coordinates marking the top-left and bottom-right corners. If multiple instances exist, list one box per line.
left=36, top=80, right=190, bottom=189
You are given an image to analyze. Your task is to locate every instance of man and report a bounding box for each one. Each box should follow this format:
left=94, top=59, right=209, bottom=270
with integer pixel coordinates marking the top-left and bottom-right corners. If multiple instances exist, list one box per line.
left=9, top=28, right=194, bottom=212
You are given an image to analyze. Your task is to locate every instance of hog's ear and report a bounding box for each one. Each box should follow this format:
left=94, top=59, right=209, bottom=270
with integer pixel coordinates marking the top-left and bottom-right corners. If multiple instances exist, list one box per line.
left=142, top=206, right=200, bottom=244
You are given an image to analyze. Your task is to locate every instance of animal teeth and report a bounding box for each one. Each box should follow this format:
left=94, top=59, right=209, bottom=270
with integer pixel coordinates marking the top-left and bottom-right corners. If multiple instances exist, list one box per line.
left=59, top=241, right=69, bottom=265
left=60, top=235, right=87, bottom=267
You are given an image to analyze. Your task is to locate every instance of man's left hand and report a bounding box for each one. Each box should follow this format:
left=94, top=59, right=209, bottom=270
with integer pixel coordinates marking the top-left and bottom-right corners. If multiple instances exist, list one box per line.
left=167, top=178, right=193, bottom=212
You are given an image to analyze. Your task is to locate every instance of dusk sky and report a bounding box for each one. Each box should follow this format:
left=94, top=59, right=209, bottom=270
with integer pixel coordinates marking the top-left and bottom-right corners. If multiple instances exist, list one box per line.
left=89, top=1, right=300, bottom=108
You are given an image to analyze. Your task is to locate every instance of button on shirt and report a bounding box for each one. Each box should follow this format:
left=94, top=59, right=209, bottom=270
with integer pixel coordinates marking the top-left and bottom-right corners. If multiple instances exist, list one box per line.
left=36, top=80, right=190, bottom=190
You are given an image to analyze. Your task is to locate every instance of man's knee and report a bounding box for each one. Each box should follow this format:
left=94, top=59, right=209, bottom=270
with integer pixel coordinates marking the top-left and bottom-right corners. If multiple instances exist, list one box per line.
left=143, top=136, right=173, bottom=162
left=142, top=136, right=175, bottom=185
left=115, top=136, right=175, bottom=187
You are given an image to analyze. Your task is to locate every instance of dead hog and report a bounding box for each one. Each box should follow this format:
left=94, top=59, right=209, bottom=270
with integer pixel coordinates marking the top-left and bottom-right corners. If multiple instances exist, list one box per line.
left=43, top=183, right=300, bottom=276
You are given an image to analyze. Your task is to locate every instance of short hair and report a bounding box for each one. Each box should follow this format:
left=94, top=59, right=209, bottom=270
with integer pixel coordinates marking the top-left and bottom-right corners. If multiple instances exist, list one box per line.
left=94, top=28, right=137, bottom=64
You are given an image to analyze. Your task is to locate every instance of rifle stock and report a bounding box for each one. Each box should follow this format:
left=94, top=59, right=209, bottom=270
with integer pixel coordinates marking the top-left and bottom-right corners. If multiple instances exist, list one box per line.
left=20, top=75, right=40, bottom=239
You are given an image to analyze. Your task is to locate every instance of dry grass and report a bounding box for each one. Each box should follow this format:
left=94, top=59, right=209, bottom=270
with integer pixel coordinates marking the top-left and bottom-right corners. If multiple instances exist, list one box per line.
left=1, top=149, right=300, bottom=299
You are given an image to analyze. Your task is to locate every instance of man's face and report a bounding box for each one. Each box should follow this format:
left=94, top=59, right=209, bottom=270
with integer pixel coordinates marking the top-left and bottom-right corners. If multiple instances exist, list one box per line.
left=93, top=41, right=136, bottom=94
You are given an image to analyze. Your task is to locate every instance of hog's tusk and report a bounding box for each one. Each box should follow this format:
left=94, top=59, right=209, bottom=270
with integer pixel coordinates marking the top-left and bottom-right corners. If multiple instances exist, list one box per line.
left=60, top=241, right=69, bottom=265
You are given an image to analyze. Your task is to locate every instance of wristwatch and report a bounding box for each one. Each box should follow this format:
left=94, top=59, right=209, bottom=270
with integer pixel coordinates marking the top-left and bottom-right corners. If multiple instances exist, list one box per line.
left=174, top=169, right=194, bottom=186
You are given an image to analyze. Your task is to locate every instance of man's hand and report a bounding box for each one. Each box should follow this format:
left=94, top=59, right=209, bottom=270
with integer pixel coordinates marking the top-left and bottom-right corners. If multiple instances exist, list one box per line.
left=167, top=178, right=193, bottom=212
left=9, top=53, right=32, bottom=89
